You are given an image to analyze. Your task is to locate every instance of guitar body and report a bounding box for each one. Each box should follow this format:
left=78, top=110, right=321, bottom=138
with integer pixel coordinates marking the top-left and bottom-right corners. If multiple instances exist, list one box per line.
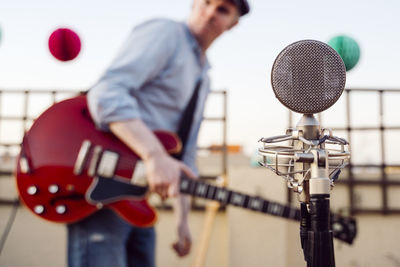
left=15, top=95, right=181, bottom=227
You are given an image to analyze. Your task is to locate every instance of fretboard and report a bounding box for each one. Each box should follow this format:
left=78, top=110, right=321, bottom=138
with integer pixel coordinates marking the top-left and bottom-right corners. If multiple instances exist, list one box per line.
left=178, top=176, right=356, bottom=245
left=179, top=176, right=301, bottom=221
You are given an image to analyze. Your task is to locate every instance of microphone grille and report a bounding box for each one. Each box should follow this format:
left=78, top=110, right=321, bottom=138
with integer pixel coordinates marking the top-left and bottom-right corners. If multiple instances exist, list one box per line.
left=271, top=40, right=346, bottom=114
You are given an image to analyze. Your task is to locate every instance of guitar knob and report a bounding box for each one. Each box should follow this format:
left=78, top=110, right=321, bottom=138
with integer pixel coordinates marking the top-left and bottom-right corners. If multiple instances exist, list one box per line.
left=27, top=185, right=38, bottom=195
left=55, top=205, right=67, bottom=214
left=48, top=185, right=59, bottom=194
left=34, top=205, right=45, bottom=214
left=66, top=184, right=75, bottom=191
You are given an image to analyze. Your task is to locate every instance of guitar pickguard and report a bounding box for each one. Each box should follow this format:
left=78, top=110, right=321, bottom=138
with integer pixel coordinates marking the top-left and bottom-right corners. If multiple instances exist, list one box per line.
left=86, top=176, right=149, bottom=205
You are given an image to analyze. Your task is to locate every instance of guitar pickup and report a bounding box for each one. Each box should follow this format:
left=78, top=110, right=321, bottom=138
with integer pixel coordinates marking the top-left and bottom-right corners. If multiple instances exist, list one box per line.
left=73, top=140, right=92, bottom=175
left=88, top=145, right=103, bottom=177
left=131, top=160, right=148, bottom=186
left=97, top=150, right=119, bottom=178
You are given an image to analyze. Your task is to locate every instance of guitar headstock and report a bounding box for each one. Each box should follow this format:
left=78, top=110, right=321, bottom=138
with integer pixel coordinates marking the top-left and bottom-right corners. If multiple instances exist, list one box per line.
left=331, top=214, right=357, bottom=245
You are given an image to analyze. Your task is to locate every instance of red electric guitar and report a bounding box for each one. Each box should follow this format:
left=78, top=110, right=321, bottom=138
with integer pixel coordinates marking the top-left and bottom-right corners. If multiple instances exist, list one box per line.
left=15, top=95, right=357, bottom=244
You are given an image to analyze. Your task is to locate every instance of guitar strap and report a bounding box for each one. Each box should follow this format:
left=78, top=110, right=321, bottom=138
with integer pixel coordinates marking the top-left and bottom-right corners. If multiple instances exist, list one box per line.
left=174, top=78, right=202, bottom=160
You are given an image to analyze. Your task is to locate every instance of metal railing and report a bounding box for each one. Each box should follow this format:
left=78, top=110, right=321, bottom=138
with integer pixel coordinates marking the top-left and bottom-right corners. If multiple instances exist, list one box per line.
left=288, top=88, right=400, bottom=215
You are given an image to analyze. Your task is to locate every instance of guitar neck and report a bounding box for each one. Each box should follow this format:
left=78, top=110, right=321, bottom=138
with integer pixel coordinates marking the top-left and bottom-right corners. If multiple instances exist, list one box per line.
left=179, top=176, right=301, bottom=221
left=179, top=176, right=357, bottom=245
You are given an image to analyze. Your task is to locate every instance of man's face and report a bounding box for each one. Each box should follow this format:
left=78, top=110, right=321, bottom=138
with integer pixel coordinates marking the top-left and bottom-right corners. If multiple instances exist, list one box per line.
left=189, top=0, right=239, bottom=48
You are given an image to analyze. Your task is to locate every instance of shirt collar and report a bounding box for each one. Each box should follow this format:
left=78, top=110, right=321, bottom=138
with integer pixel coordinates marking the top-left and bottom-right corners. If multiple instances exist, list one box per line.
left=183, top=21, right=211, bottom=70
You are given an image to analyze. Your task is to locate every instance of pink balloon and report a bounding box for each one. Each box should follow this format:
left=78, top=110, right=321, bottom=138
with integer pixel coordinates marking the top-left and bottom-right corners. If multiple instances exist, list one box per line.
left=48, top=28, right=81, bottom=61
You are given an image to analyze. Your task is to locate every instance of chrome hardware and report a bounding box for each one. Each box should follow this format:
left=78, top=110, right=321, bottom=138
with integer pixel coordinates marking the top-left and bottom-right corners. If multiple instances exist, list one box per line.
left=34, top=205, right=45, bottom=214
left=55, top=205, right=67, bottom=214
left=292, top=181, right=304, bottom=194
left=48, top=184, right=59, bottom=194
left=73, top=140, right=92, bottom=175
left=19, top=156, right=31, bottom=174
left=322, top=128, right=333, bottom=138
left=27, top=186, right=38, bottom=195
left=258, top=114, right=350, bottom=197
left=97, top=150, right=119, bottom=178
left=131, top=161, right=147, bottom=186
left=294, top=152, right=315, bottom=163
left=88, top=145, right=103, bottom=177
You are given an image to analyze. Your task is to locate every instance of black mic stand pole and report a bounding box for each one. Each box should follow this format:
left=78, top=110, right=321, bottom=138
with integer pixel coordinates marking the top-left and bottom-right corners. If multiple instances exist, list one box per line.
left=295, top=114, right=335, bottom=267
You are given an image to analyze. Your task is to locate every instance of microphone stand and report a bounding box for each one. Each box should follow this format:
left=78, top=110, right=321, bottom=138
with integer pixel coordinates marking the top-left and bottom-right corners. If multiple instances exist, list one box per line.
left=295, top=114, right=335, bottom=267
left=258, top=113, right=350, bottom=267
left=263, top=39, right=349, bottom=267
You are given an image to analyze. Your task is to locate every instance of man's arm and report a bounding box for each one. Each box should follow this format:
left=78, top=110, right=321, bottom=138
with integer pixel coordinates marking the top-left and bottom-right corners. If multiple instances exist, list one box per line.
left=109, top=119, right=195, bottom=257
left=109, top=119, right=196, bottom=198
left=172, top=195, right=192, bottom=257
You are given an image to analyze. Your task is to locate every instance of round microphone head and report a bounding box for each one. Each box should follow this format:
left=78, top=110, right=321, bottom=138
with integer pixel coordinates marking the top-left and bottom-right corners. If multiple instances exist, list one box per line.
left=271, top=40, right=346, bottom=114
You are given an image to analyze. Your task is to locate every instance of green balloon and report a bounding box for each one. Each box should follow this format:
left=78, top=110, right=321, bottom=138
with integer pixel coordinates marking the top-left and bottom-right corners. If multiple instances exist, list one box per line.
left=328, top=35, right=360, bottom=71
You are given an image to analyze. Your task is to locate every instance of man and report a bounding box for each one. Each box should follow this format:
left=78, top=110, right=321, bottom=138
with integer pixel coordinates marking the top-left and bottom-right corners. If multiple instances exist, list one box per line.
left=68, top=0, right=250, bottom=266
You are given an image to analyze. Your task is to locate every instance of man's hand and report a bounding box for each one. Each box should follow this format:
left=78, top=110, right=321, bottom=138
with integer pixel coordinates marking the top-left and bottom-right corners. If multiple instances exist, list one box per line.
left=172, top=217, right=192, bottom=257
left=144, top=152, right=196, bottom=199
left=109, top=119, right=196, bottom=199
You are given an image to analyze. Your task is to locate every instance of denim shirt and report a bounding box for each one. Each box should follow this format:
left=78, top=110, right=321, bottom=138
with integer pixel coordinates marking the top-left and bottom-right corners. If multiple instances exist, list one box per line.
left=87, top=18, right=211, bottom=173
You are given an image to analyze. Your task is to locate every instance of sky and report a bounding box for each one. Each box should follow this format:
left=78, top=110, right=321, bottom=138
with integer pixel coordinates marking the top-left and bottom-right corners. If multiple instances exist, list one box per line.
left=1, top=0, right=400, bottom=160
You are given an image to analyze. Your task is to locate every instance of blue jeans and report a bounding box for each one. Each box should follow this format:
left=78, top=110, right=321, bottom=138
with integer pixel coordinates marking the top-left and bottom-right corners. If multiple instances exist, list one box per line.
left=67, top=209, right=155, bottom=267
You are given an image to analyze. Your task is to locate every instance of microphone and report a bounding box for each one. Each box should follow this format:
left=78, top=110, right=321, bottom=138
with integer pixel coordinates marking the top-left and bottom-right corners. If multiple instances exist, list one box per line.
left=259, top=40, right=351, bottom=267
left=260, top=39, right=349, bottom=196
left=271, top=39, right=346, bottom=114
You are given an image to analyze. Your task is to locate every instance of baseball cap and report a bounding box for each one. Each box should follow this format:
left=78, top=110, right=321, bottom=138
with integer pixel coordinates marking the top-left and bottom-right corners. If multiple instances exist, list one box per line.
left=232, top=0, right=250, bottom=16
